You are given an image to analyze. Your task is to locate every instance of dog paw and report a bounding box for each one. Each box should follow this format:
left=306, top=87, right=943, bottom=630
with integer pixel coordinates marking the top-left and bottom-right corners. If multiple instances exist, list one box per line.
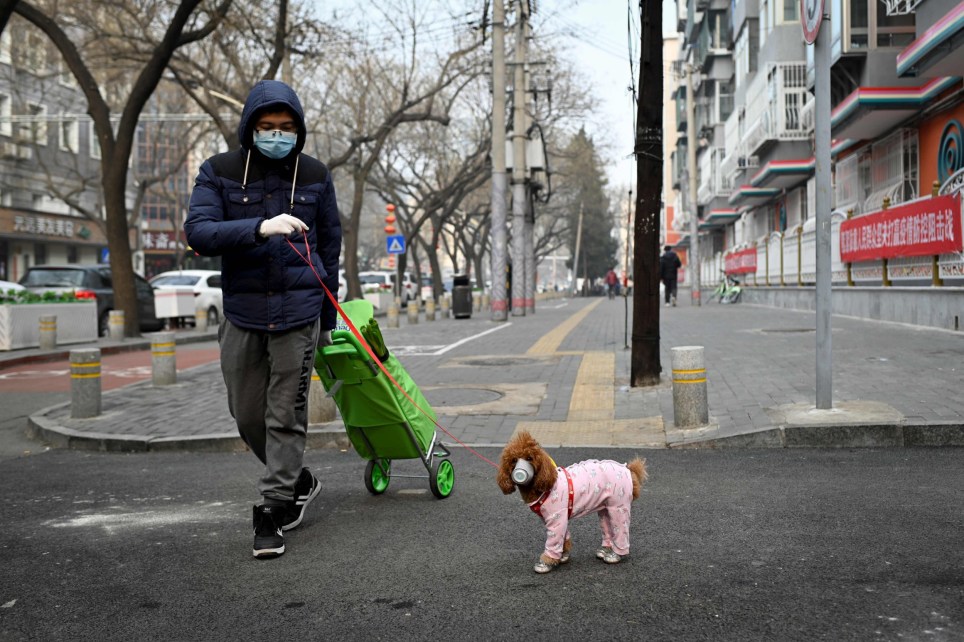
left=596, top=547, right=622, bottom=564
left=533, top=560, right=556, bottom=574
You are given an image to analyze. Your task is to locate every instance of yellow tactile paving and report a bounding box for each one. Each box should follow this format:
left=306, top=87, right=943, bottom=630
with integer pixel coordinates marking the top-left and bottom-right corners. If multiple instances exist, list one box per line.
left=514, top=417, right=665, bottom=448
left=526, top=298, right=603, bottom=355
left=517, top=300, right=664, bottom=446
left=568, top=352, right=615, bottom=421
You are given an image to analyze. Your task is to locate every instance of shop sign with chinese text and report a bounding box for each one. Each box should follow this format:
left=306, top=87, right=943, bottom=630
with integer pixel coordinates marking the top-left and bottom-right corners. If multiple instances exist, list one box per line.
left=839, top=194, right=962, bottom=263
left=725, top=248, right=758, bottom=274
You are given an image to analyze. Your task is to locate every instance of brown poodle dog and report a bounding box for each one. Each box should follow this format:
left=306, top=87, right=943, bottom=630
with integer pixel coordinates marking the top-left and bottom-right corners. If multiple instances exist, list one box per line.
left=498, top=430, right=647, bottom=573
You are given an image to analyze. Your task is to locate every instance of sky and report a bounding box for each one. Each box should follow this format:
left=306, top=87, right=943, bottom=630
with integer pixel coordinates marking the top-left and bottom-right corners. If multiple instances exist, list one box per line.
left=318, top=0, right=680, bottom=195
left=554, top=0, right=680, bottom=193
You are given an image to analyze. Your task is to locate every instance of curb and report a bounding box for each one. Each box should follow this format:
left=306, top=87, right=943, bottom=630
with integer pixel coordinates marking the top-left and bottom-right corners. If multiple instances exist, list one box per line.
left=28, top=407, right=352, bottom=453
left=668, top=421, right=964, bottom=449
left=0, top=331, right=219, bottom=371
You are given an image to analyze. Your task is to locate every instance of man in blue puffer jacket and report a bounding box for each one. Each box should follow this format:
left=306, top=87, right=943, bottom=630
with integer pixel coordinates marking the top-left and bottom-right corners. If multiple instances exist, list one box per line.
left=185, top=80, right=341, bottom=559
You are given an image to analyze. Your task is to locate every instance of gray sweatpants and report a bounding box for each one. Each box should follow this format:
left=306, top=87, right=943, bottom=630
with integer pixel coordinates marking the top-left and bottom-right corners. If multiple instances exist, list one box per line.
left=219, top=318, right=320, bottom=504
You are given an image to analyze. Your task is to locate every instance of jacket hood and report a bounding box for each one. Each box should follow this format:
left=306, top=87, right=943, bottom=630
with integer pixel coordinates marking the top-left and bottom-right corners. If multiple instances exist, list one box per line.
left=237, top=80, right=307, bottom=155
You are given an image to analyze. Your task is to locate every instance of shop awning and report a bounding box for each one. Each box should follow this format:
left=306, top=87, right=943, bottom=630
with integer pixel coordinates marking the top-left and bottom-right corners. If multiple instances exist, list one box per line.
left=831, top=77, right=961, bottom=140
left=896, top=2, right=964, bottom=78
left=750, top=157, right=815, bottom=189
left=728, top=185, right=781, bottom=208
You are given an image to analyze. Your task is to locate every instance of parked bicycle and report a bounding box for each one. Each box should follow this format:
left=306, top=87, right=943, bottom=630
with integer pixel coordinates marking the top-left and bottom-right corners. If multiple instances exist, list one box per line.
left=710, top=271, right=743, bottom=304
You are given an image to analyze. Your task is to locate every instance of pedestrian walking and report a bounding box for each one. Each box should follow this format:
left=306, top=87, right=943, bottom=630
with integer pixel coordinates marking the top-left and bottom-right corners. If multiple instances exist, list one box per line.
left=184, top=80, right=342, bottom=559
left=659, top=245, right=682, bottom=307
left=605, top=268, right=619, bottom=299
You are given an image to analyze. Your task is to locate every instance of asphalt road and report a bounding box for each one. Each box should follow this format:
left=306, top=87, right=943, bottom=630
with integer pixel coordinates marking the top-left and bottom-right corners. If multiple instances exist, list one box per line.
left=1, top=446, right=961, bottom=640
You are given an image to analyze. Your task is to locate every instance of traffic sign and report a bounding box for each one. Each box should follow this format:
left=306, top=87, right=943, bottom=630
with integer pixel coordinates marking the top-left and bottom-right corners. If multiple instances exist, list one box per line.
left=386, top=235, right=406, bottom=254
left=801, top=0, right=825, bottom=44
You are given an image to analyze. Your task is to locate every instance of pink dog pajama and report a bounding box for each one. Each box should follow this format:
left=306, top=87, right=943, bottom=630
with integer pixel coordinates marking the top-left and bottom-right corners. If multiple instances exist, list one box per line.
left=528, top=459, right=635, bottom=560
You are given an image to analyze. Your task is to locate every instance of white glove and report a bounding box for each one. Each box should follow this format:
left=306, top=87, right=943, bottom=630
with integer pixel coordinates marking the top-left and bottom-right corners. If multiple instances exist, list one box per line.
left=259, top=214, right=307, bottom=237
left=318, top=330, right=333, bottom=347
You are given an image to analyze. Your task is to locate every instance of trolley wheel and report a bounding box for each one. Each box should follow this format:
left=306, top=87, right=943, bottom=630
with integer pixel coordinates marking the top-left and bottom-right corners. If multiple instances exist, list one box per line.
left=364, top=459, right=391, bottom=494
left=429, top=458, right=455, bottom=499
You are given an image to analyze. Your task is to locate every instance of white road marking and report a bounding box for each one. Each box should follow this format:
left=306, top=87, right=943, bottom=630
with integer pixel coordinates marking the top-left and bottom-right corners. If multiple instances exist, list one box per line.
left=385, top=322, right=513, bottom=357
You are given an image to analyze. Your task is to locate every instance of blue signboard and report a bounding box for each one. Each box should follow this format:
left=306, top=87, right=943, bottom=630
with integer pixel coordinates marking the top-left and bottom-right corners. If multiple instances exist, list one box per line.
left=386, top=235, right=406, bottom=254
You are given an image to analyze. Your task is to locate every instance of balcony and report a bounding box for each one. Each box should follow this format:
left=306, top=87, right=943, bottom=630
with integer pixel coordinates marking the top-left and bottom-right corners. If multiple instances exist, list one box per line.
left=742, top=62, right=811, bottom=157
left=695, top=12, right=732, bottom=72
left=697, top=147, right=734, bottom=205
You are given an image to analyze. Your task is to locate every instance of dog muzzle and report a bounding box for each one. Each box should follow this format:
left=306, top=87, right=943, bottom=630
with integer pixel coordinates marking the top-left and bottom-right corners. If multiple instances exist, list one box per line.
left=512, top=459, right=535, bottom=485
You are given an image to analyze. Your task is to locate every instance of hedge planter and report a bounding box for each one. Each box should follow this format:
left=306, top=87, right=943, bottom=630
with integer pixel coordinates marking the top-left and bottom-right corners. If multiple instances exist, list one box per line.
left=0, top=302, right=98, bottom=350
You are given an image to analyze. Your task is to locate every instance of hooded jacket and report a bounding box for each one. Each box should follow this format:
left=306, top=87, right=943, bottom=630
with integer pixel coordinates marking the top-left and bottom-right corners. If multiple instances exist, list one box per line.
left=185, top=80, right=341, bottom=332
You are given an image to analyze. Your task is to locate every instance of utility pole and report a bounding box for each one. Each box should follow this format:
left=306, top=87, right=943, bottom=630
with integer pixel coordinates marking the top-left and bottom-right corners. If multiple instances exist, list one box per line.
left=510, top=0, right=528, bottom=317
left=624, top=188, right=632, bottom=349
left=685, top=62, right=701, bottom=305
left=522, top=14, right=536, bottom=315
left=571, top=203, right=583, bottom=297
left=490, top=0, right=509, bottom=321
left=630, top=0, right=662, bottom=386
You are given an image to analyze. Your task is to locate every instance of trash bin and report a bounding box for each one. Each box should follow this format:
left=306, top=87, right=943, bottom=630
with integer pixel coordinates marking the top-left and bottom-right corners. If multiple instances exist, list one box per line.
left=452, top=274, right=472, bottom=319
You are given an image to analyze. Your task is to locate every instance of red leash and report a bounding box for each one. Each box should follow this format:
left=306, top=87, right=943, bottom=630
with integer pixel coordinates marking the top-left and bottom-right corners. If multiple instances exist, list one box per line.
left=286, top=232, right=499, bottom=469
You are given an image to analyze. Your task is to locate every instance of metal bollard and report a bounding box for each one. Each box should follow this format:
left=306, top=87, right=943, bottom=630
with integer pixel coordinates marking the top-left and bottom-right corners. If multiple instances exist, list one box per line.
left=472, top=292, right=481, bottom=312
left=39, top=314, right=57, bottom=350
left=151, top=332, right=177, bottom=386
left=425, top=298, right=436, bottom=322
left=70, top=348, right=101, bottom=418
left=108, top=310, right=125, bottom=340
left=386, top=302, right=399, bottom=328
left=481, top=293, right=490, bottom=312
left=195, top=306, right=208, bottom=332
left=407, top=301, right=419, bottom=325
left=671, top=346, right=709, bottom=428
left=440, top=294, right=450, bottom=319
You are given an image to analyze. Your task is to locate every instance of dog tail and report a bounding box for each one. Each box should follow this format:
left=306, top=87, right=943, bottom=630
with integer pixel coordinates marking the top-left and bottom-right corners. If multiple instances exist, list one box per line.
left=627, top=458, right=647, bottom=500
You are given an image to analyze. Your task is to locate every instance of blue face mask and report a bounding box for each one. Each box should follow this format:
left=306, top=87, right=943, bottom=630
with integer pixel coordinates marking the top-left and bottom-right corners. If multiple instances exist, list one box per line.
left=253, top=130, right=297, bottom=159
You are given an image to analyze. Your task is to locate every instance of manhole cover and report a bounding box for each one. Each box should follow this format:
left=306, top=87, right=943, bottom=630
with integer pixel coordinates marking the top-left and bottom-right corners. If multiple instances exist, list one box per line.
left=760, top=328, right=815, bottom=333
left=460, top=357, right=540, bottom=367
left=423, top=387, right=503, bottom=407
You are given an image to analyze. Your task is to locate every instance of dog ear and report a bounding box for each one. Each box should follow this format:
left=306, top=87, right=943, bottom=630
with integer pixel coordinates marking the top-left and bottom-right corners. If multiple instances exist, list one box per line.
left=530, top=448, right=558, bottom=494
left=497, top=437, right=519, bottom=495
left=496, top=464, right=516, bottom=495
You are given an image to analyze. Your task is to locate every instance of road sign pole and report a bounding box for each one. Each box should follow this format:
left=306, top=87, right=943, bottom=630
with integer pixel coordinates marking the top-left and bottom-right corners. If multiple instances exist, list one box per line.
left=808, top=0, right=833, bottom=409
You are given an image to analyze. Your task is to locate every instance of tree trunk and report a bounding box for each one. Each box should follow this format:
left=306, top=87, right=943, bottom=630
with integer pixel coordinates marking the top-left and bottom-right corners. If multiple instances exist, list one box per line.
left=630, top=0, right=662, bottom=386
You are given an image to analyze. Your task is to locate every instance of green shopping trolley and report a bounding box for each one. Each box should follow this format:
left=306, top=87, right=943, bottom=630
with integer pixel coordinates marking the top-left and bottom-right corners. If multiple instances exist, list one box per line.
left=314, top=299, right=454, bottom=499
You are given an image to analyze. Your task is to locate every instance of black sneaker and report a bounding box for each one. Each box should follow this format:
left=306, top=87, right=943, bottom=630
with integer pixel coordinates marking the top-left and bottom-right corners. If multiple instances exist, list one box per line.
left=252, top=505, right=285, bottom=559
left=282, top=468, right=322, bottom=532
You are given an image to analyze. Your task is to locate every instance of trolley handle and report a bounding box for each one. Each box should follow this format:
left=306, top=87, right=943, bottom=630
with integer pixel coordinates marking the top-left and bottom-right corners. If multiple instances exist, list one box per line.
left=331, top=329, right=381, bottom=375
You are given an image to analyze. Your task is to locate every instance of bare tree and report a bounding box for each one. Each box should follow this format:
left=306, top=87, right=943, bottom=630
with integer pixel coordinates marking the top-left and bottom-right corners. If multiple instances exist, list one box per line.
left=10, top=0, right=232, bottom=336
left=368, top=114, right=491, bottom=299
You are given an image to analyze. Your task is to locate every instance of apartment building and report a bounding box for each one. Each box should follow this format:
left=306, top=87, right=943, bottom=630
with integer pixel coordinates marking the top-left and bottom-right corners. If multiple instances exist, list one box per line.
left=671, top=0, right=963, bottom=323
left=0, top=18, right=110, bottom=282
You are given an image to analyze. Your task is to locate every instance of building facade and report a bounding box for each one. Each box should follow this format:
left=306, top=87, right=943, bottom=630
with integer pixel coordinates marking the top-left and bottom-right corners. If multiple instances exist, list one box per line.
left=671, top=0, right=963, bottom=327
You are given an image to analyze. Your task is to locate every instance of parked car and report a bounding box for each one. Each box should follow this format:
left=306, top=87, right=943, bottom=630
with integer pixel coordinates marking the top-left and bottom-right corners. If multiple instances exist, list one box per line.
left=150, top=270, right=224, bottom=326
left=0, top=279, right=25, bottom=296
left=420, top=275, right=447, bottom=301
left=358, top=270, right=417, bottom=302
left=338, top=269, right=347, bottom=302
left=19, top=264, right=164, bottom=337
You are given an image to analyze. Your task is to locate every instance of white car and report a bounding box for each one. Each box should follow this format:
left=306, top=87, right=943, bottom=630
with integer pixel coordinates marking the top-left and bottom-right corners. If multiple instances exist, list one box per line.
left=0, top=279, right=25, bottom=292
left=150, top=269, right=223, bottom=326
left=358, top=271, right=417, bottom=302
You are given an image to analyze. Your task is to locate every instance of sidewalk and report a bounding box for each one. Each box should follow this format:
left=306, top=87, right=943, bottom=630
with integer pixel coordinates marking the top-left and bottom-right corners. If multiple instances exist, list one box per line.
left=17, top=293, right=964, bottom=452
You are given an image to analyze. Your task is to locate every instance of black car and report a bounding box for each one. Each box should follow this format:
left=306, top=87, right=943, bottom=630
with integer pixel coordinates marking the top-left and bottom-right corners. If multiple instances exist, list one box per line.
left=19, top=264, right=164, bottom=337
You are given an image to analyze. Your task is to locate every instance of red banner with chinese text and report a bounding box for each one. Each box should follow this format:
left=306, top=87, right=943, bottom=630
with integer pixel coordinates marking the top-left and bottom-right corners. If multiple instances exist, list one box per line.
left=725, top=248, right=757, bottom=274
left=839, top=194, right=962, bottom=263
